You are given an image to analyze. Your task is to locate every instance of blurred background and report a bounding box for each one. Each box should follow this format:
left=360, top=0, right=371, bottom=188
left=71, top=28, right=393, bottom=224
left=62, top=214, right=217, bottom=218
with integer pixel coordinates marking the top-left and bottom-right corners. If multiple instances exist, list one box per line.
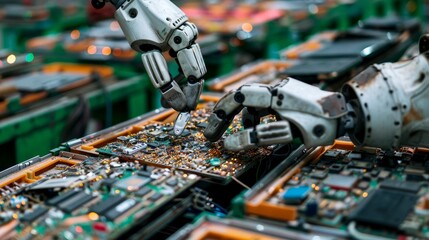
left=0, top=0, right=426, bottom=169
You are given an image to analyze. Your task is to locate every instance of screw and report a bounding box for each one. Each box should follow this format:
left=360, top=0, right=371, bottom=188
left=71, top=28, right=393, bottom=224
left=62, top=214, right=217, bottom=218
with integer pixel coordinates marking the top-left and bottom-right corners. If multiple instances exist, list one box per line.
left=129, top=8, right=138, bottom=18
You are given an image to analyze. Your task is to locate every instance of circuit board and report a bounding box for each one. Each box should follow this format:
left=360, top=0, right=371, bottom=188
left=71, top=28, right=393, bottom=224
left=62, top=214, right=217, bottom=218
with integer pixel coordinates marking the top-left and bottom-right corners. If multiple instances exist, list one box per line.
left=168, top=214, right=308, bottom=240
left=0, top=152, right=199, bottom=239
left=93, top=103, right=273, bottom=183
left=243, top=140, right=429, bottom=239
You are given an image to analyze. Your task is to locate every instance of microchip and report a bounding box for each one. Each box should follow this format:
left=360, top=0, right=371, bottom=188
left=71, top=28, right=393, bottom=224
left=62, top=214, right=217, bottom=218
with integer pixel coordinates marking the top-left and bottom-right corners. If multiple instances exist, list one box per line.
left=323, top=150, right=342, bottom=159
left=379, top=180, right=421, bottom=193
left=166, top=178, right=178, bottom=187
left=156, top=134, right=169, bottom=141
left=46, top=190, right=95, bottom=213
left=357, top=181, right=369, bottom=190
left=117, top=136, right=129, bottom=141
left=349, top=189, right=418, bottom=229
left=89, top=196, right=125, bottom=215
left=20, top=206, right=48, bottom=223
left=328, top=164, right=344, bottom=173
left=57, top=191, right=96, bottom=213
left=104, top=199, right=137, bottom=221
left=370, top=169, right=380, bottom=177
left=324, top=174, right=357, bottom=190
left=310, top=170, right=328, bottom=180
left=148, top=129, right=163, bottom=136
left=162, top=126, right=173, bottom=132
left=148, top=193, right=163, bottom=202
left=46, top=190, right=80, bottom=206
left=100, top=178, right=117, bottom=190
left=378, top=170, right=391, bottom=179
left=30, top=177, right=80, bottom=190
left=349, top=160, right=373, bottom=170
left=282, top=186, right=311, bottom=204
left=348, top=152, right=362, bottom=159
left=114, top=175, right=151, bottom=192
left=135, top=186, right=152, bottom=197
left=147, top=142, right=160, bottom=148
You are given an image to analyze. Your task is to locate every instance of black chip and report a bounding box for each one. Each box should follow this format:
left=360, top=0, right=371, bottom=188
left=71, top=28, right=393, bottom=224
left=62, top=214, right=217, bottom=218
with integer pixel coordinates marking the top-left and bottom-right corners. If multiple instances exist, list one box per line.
left=361, top=173, right=372, bottom=181
left=46, top=190, right=79, bottom=206
left=147, top=142, right=160, bottom=148
left=349, top=160, right=373, bottom=170
left=58, top=191, right=96, bottom=213
left=20, top=206, right=48, bottom=223
left=406, top=174, right=425, bottom=182
left=380, top=180, right=421, bottom=193
left=104, top=199, right=137, bottom=221
left=135, top=186, right=152, bottom=197
left=148, top=193, right=163, bottom=202
left=181, top=130, right=191, bottom=137
left=316, top=163, right=328, bottom=170
left=156, top=134, right=169, bottom=141
left=357, top=181, right=369, bottom=190
left=370, top=169, right=380, bottom=177
left=329, top=164, right=344, bottom=173
left=162, top=126, right=173, bottom=132
left=349, top=189, right=418, bottom=229
left=310, top=170, right=328, bottom=180
left=137, top=170, right=151, bottom=178
left=166, top=178, right=178, bottom=187
left=101, top=178, right=117, bottom=189
left=89, top=195, right=125, bottom=215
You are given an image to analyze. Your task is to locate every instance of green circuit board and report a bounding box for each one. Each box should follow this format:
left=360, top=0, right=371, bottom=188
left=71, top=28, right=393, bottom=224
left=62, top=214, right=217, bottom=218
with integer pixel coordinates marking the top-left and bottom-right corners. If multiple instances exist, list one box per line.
left=0, top=155, right=198, bottom=239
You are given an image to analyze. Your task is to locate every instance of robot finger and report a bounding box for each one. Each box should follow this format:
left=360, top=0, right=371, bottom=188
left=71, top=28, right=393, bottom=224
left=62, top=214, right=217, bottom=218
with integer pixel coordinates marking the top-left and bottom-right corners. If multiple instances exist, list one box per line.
left=204, top=84, right=274, bottom=142
left=175, top=43, right=207, bottom=110
left=182, top=78, right=204, bottom=111
left=204, top=91, right=244, bottom=142
left=141, top=50, right=187, bottom=111
left=224, top=121, right=293, bottom=151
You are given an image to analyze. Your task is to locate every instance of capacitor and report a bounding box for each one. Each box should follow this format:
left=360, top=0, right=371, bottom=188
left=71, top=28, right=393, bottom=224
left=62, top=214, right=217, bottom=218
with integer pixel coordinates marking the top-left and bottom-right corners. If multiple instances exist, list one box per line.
left=305, top=199, right=318, bottom=217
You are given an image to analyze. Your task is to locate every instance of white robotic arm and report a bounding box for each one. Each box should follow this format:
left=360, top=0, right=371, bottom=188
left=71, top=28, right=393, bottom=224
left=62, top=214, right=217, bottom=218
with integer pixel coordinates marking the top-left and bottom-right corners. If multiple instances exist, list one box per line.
left=92, top=0, right=206, bottom=114
left=204, top=36, right=429, bottom=150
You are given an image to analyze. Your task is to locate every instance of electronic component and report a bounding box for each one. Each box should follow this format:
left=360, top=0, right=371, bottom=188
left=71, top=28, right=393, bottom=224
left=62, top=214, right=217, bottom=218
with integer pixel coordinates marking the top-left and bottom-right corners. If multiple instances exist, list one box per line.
left=72, top=100, right=273, bottom=184
left=135, top=187, right=152, bottom=197
left=56, top=191, right=96, bottom=213
left=349, top=189, right=418, bottom=229
left=113, top=175, right=151, bottom=192
left=104, top=198, right=138, bottom=221
left=29, top=177, right=80, bottom=190
left=283, top=186, right=311, bottom=204
left=379, top=179, right=422, bottom=194
left=242, top=140, right=429, bottom=239
left=89, top=195, right=125, bottom=216
left=323, top=174, right=357, bottom=190
left=0, top=152, right=199, bottom=239
left=20, top=206, right=48, bottom=223
left=123, top=143, right=147, bottom=155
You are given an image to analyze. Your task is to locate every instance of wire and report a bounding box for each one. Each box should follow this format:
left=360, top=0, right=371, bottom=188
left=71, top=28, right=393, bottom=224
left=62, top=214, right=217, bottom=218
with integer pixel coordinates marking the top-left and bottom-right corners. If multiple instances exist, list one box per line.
left=347, top=222, right=396, bottom=240
left=231, top=176, right=251, bottom=190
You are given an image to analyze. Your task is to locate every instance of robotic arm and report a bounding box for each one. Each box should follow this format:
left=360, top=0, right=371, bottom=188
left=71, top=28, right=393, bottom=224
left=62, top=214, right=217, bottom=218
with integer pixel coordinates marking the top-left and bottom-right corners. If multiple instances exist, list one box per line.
left=204, top=36, right=429, bottom=150
left=92, top=0, right=206, bottom=131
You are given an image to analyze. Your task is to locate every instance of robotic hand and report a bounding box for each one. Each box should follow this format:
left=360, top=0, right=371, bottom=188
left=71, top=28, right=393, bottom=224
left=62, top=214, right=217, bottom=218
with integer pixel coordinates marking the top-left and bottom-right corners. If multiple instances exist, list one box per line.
left=92, top=0, right=207, bottom=123
left=204, top=36, right=429, bottom=151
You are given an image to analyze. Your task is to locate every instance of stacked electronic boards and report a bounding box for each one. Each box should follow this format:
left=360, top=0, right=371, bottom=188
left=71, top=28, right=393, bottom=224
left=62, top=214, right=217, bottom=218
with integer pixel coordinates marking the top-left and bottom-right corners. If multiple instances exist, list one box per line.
left=280, top=17, right=421, bottom=88
left=233, top=140, right=429, bottom=239
left=0, top=96, right=284, bottom=239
